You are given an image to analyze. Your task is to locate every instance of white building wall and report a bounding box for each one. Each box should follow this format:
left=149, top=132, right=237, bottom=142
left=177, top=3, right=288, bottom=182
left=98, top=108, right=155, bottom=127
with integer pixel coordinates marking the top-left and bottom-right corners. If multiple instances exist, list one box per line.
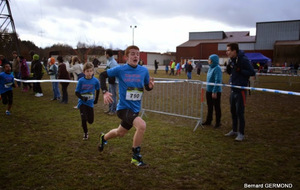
left=147, top=53, right=176, bottom=66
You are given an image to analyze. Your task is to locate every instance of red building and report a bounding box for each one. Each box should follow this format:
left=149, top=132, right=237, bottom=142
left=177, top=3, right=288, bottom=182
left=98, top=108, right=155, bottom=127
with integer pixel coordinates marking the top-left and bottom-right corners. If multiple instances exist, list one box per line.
left=176, top=20, right=300, bottom=65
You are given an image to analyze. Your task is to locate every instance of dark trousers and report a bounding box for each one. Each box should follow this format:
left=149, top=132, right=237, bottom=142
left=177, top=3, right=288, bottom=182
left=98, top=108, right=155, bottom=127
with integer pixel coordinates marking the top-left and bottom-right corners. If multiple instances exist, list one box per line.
left=61, top=83, right=69, bottom=103
left=33, top=77, right=43, bottom=93
left=170, top=68, right=175, bottom=75
left=197, top=68, right=201, bottom=75
left=14, top=72, right=21, bottom=87
left=79, top=104, right=94, bottom=134
left=230, top=90, right=246, bottom=135
left=108, top=83, right=117, bottom=113
left=21, top=77, right=29, bottom=89
left=205, top=92, right=221, bottom=124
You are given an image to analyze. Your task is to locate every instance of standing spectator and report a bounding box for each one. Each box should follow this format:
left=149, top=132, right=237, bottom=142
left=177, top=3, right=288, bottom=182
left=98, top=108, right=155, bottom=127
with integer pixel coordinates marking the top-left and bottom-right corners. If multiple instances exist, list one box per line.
left=176, top=62, right=181, bottom=75
left=66, top=56, right=83, bottom=109
left=18, top=56, right=30, bottom=92
left=42, top=57, right=48, bottom=73
left=31, top=54, right=43, bottom=97
left=196, top=62, right=202, bottom=76
left=186, top=61, right=193, bottom=79
left=0, top=62, right=18, bottom=115
left=294, top=63, right=299, bottom=75
left=92, top=56, right=101, bottom=74
left=169, top=60, right=176, bottom=75
left=48, top=57, right=61, bottom=101
left=92, top=56, right=100, bottom=68
left=12, top=51, right=21, bottom=87
left=185, top=61, right=189, bottom=73
left=225, top=43, right=255, bottom=141
left=98, top=45, right=154, bottom=167
left=138, top=59, right=144, bottom=66
left=66, top=56, right=83, bottom=81
left=165, top=63, right=169, bottom=74
left=75, top=63, right=100, bottom=140
left=154, top=59, right=159, bottom=74
left=104, top=49, right=119, bottom=115
left=202, top=54, right=223, bottom=128
left=57, top=56, right=70, bottom=104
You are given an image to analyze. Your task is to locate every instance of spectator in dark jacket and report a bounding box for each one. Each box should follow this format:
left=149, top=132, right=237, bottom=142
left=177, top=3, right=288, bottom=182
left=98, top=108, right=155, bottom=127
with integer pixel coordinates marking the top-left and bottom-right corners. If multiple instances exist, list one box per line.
left=57, top=56, right=70, bottom=104
left=225, top=43, right=255, bottom=141
left=18, top=56, right=30, bottom=92
left=186, top=61, right=193, bottom=79
left=31, top=54, right=43, bottom=97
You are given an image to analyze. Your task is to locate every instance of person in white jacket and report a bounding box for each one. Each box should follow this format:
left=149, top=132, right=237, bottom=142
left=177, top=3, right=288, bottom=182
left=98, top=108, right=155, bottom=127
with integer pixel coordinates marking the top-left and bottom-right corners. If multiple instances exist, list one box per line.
left=66, top=56, right=83, bottom=81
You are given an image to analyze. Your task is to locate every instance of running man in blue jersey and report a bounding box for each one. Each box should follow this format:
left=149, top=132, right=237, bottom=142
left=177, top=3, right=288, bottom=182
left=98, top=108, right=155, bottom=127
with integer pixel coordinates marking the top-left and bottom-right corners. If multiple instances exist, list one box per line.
left=75, top=62, right=100, bottom=140
left=98, top=45, right=154, bottom=167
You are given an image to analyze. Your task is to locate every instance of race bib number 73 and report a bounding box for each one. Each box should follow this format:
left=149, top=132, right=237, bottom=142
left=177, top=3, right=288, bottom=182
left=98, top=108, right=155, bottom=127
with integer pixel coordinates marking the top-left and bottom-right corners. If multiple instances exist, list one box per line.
left=126, top=87, right=143, bottom=101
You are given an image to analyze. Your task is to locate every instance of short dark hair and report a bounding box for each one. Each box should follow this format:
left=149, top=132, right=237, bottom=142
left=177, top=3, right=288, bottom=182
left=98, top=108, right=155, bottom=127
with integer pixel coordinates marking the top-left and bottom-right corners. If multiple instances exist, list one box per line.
left=106, top=49, right=113, bottom=57
left=57, top=56, right=63, bottom=63
left=3, top=61, right=11, bottom=67
left=227, top=43, right=239, bottom=52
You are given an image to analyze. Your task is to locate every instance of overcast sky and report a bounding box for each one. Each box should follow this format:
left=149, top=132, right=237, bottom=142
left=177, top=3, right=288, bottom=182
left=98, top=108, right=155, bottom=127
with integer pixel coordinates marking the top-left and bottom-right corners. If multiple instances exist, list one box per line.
left=7, top=0, right=300, bottom=53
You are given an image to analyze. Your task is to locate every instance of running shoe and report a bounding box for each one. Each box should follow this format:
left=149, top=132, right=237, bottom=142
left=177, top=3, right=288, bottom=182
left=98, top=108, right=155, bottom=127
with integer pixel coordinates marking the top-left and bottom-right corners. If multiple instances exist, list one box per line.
left=98, top=133, right=107, bottom=152
left=5, top=110, right=11, bottom=116
left=83, top=133, right=89, bottom=140
left=131, top=146, right=147, bottom=167
left=131, top=155, right=147, bottom=167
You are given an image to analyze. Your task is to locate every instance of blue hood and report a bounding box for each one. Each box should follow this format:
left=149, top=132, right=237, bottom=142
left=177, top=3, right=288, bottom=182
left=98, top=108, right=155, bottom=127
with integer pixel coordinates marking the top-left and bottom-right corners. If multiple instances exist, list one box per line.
left=209, top=54, right=219, bottom=68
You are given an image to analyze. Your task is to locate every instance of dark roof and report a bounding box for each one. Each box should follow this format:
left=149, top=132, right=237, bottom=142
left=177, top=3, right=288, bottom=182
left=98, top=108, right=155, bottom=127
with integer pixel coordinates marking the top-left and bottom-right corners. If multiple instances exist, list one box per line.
left=222, top=31, right=255, bottom=42
left=275, top=40, right=300, bottom=45
left=256, top=20, right=300, bottom=25
left=177, top=31, right=255, bottom=48
left=178, top=39, right=220, bottom=47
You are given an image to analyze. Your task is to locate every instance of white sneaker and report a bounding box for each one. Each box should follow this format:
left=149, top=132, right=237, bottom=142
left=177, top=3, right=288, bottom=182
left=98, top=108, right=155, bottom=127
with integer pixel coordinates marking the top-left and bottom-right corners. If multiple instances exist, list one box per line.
left=235, top=133, right=244, bottom=141
left=35, top=93, right=43, bottom=97
left=83, top=133, right=89, bottom=140
left=225, top=130, right=238, bottom=137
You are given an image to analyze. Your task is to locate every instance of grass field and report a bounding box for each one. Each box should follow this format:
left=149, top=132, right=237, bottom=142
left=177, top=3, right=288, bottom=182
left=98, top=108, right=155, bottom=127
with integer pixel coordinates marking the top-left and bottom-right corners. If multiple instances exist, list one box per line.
left=0, top=69, right=299, bottom=190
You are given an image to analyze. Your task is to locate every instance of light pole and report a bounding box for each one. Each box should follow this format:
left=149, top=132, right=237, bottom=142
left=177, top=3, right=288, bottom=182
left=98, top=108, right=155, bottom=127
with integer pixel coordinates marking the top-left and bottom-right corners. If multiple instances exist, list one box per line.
left=130, top=25, right=137, bottom=45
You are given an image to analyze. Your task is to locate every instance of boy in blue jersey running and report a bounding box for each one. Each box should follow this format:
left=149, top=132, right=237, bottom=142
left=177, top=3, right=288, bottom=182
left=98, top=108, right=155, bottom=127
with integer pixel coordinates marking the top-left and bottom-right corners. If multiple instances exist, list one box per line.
left=98, top=45, right=154, bottom=167
left=75, top=62, right=100, bottom=140
left=0, top=62, right=18, bottom=115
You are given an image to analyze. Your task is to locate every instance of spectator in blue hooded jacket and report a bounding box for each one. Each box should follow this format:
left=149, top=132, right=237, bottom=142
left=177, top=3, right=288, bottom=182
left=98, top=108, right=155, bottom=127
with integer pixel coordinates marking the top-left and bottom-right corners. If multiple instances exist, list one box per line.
left=202, top=54, right=222, bottom=128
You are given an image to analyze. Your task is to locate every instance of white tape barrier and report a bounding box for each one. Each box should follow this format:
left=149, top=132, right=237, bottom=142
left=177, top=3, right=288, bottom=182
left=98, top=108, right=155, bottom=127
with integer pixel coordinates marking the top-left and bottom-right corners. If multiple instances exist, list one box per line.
left=156, top=80, right=300, bottom=96
left=15, top=79, right=78, bottom=83
left=203, top=81, right=300, bottom=96
left=15, top=78, right=300, bottom=96
left=256, top=73, right=299, bottom=77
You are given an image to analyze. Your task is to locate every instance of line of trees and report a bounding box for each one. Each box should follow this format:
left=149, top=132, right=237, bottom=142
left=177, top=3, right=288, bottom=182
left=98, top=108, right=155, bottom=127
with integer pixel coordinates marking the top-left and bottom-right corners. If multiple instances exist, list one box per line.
left=1, top=31, right=107, bottom=62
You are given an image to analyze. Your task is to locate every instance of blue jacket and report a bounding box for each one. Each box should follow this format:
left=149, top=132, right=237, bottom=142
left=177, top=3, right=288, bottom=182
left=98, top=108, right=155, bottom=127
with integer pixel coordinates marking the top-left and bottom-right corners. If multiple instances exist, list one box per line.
left=206, top=60, right=222, bottom=93
left=226, top=50, right=255, bottom=90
